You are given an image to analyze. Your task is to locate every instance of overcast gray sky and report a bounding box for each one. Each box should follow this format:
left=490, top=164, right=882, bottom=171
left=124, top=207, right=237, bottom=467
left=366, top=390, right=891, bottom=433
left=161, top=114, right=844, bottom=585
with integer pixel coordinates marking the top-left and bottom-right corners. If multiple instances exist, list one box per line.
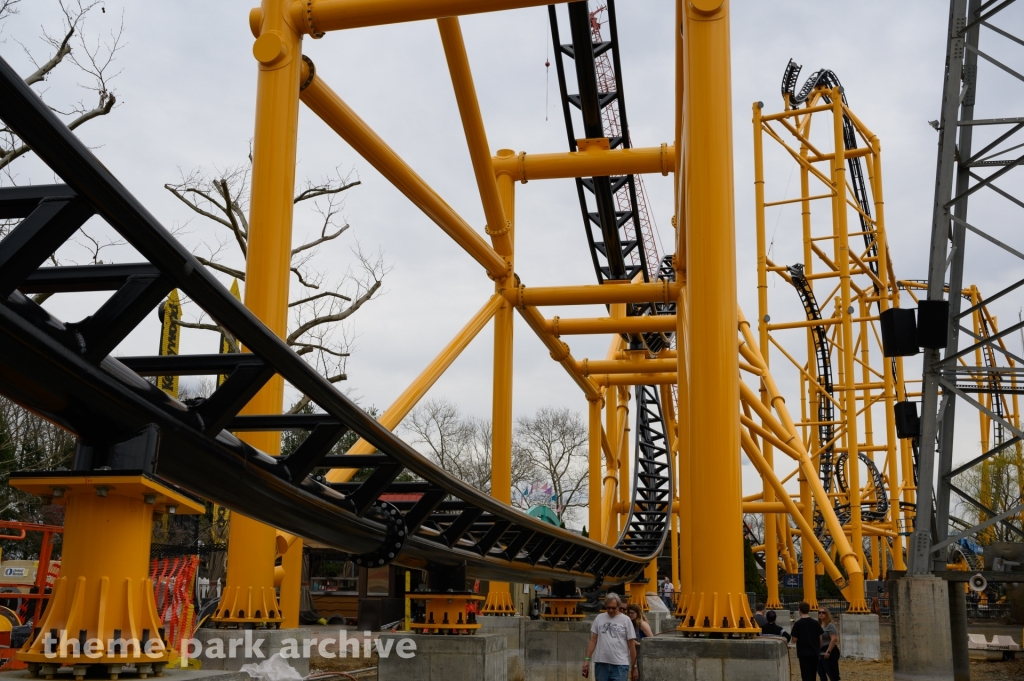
left=3, top=1, right=1023, bottom=518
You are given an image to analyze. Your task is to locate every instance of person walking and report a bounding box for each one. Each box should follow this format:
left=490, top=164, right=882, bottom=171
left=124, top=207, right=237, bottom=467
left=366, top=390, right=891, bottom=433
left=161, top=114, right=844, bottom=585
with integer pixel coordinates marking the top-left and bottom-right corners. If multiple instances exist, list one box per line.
left=817, top=606, right=840, bottom=681
left=659, top=578, right=675, bottom=610
left=759, top=609, right=791, bottom=642
left=790, top=601, right=824, bottom=681
left=582, top=594, right=637, bottom=681
left=625, top=604, right=653, bottom=644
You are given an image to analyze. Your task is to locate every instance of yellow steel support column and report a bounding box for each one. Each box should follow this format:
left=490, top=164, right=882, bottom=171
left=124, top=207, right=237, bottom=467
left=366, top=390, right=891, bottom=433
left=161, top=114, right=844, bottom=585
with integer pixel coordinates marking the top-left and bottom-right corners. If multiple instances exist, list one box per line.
left=753, top=100, right=781, bottom=610
left=588, top=397, right=605, bottom=546
left=603, top=365, right=621, bottom=546
left=482, top=152, right=517, bottom=614
left=677, top=0, right=752, bottom=634
left=830, top=87, right=868, bottom=612
left=799, top=131, right=819, bottom=606
left=659, top=382, right=681, bottom=598
left=674, top=294, right=693, bottom=618
left=217, top=0, right=303, bottom=626
left=14, top=476, right=203, bottom=670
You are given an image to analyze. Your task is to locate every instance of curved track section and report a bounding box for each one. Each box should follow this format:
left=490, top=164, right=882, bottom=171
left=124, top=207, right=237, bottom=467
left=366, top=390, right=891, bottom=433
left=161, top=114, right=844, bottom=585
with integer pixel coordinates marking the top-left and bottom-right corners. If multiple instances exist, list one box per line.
left=548, top=0, right=673, bottom=563
left=782, top=60, right=878, bottom=277
left=0, top=55, right=655, bottom=587
left=616, top=384, right=672, bottom=555
left=787, top=264, right=836, bottom=492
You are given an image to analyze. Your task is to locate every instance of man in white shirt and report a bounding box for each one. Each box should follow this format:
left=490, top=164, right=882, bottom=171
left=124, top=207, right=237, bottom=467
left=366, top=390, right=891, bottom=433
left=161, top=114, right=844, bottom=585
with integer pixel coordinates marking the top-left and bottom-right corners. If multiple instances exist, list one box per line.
left=582, top=593, right=637, bottom=681
left=659, top=578, right=675, bottom=609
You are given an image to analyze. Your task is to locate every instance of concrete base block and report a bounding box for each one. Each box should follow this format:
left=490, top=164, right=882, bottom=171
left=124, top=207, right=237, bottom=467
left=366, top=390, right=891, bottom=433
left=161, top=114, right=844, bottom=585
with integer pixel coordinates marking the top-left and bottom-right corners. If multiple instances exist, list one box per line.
left=195, top=628, right=310, bottom=675
left=890, top=575, right=954, bottom=681
left=479, top=615, right=526, bottom=681
left=1, top=669, right=252, bottom=681
left=638, top=635, right=789, bottom=681
left=377, top=632, right=507, bottom=681
left=840, top=613, right=880, bottom=660
left=524, top=619, right=592, bottom=681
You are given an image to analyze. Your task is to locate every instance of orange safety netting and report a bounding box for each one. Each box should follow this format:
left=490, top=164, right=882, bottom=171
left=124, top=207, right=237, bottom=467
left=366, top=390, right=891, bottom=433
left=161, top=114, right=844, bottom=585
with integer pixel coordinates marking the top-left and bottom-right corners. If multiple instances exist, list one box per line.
left=149, top=555, right=199, bottom=652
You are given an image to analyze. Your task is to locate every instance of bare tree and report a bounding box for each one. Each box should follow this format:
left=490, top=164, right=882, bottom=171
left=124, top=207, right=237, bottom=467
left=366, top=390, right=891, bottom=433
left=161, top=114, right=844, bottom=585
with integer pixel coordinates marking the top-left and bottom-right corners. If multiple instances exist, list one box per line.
left=404, top=397, right=534, bottom=494
left=513, top=407, right=589, bottom=525
left=165, top=159, right=389, bottom=408
left=0, top=0, right=123, bottom=176
left=953, top=441, right=1024, bottom=544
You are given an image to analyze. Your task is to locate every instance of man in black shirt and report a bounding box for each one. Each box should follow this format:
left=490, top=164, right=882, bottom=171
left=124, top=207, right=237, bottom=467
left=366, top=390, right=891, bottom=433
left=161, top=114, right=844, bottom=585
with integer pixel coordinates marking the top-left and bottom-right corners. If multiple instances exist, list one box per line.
left=790, top=601, right=824, bottom=681
left=759, top=610, right=791, bottom=642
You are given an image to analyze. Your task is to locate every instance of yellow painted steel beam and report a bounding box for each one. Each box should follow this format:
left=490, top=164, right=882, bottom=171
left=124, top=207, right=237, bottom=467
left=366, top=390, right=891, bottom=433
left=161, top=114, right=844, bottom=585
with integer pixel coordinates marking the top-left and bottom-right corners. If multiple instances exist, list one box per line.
left=298, top=61, right=508, bottom=279
left=327, top=294, right=504, bottom=483
left=288, top=0, right=571, bottom=34
left=482, top=137, right=517, bottom=615
left=738, top=312, right=867, bottom=593
left=588, top=397, right=604, bottom=546
left=438, top=17, right=513, bottom=258
left=516, top=305, right=602, bottom=401
left=761, top=102, right=832, bottom=121
left=593, top=373, right=678, bottom=386
left=829, top=86, right=869, bottom=611
left=544, top=315, right=676, bottom=336
left=740, top=431, right=855, bottom=598
left=576, top=358, right=677, bottom=375
left=677, top=0, right=752, bottom=635
left=217, top=0, right=303, bottom=627
left=505, top=281, right=679, bottom=307
left=490, top=144, right=673, bottom=182
left=742, top=502, right=804, bottom=513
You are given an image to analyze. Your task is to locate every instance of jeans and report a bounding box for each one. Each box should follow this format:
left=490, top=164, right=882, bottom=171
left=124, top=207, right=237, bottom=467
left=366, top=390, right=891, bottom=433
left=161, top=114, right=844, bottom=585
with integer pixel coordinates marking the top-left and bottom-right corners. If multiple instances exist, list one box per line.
left=594, top=662, right=630, bottom=681
left=818, top=647, right=840, bottom=681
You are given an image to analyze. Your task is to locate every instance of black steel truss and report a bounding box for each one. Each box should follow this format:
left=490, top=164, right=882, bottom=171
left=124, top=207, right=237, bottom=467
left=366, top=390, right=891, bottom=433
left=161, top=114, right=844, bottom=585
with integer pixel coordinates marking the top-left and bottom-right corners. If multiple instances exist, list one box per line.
left=615, top=385, right=672, bottom=555
left=544, top=1, right=673, bottom=572
left=913, top=0, right=1024, bottom=574
left=549, top=0, right=647, bottom=284
left=0, top=54, right=657, bottom=586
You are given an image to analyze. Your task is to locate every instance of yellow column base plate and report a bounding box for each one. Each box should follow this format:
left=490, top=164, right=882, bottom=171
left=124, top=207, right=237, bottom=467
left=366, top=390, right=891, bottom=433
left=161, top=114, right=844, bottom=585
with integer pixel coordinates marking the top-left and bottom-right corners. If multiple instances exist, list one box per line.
left=408, top=594, right=484, bottom=634
left=480, top=589, right=517, bottom=615
left=675, top=591, right=758, bottom=636
left=539, top=597, right=586, bottom=620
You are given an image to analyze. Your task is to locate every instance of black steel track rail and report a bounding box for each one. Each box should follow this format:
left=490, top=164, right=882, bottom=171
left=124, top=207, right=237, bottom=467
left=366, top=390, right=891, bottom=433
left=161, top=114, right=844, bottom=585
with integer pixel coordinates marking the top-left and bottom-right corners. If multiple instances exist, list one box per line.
left=549, top=0, right=646, bottom=284
left=0, top=55, right=654, bottom=586
left=782, top=61, right=878, bottom=279
left=546, top=1, right=673, bottom=567
left=787, top=265, right=888, bottom=545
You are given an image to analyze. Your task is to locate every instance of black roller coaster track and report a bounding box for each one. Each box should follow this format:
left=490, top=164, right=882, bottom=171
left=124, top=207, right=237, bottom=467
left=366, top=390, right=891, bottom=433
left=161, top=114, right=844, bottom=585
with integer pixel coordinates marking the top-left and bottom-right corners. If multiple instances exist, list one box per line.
left=549, top=0, right=647, bottom=285
left=0, top=55, right=658, bottom=587
left=782, top=60, right=878, bottom=279
left=548, top=0, right=673, bottom=563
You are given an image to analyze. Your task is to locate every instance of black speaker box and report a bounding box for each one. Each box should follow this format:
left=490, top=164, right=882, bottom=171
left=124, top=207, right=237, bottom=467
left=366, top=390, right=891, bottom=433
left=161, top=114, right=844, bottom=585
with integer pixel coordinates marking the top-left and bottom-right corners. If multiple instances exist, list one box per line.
left=917, top=299, right=950, bottom=349
left=894, top=401, right=920, bottom=439
left=880, top=308, right=919, bottom=357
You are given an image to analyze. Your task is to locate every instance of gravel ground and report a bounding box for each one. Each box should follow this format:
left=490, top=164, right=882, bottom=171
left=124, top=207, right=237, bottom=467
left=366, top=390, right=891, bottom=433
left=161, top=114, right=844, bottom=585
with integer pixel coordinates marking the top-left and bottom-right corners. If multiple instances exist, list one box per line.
left=786, top=647, right=1024, bottom=680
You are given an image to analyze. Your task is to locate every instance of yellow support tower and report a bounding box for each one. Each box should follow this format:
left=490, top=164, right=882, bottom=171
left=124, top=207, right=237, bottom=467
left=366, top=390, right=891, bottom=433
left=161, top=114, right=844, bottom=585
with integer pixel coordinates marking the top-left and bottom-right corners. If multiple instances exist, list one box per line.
left=215, top=0, right=303, bottom=627
left=13, top=476, right=203, bottom=675
left=676, top=0, right=753, bottom=635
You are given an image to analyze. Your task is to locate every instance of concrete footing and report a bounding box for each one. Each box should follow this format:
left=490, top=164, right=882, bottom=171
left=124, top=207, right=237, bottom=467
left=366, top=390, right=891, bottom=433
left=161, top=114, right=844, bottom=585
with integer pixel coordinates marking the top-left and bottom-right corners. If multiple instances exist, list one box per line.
left=194, top=628, right=311, bottom=675
left=890, top=575, right=954, bottom=680
left=479, top=615, right=526, bottom=681
left=523, top=619, right=591, bottom=681
left=839, top=613, right=880, bottom=660
left=638, top=635, right=790, bottom=681
left=646, top=610, right=678, bottom=635
left=376, top=632, right=507, bottom=681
